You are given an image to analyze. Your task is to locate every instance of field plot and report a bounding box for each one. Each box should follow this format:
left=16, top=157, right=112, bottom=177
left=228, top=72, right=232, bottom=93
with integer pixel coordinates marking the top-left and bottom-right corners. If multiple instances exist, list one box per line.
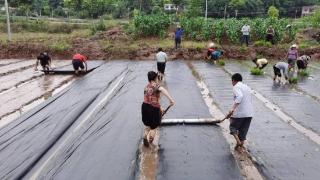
left=0, top=60, right=319, bottom=180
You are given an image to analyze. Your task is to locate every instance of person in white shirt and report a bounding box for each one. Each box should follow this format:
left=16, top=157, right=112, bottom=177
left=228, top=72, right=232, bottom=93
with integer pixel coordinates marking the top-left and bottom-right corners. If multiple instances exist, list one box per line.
left=252, top=58, right=268, bottom=70
left=241, top=24, right=250, bottom=46
left=226, top=73, right=253, bottom=151
left=155, top=48, right=168, bottom=81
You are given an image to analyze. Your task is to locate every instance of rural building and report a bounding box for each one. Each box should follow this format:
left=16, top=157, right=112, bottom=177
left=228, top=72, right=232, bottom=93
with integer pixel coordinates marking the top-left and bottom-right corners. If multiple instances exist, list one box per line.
left=301, top=5, right=319, bottom=16
left=164, top=4, right=177, bottom=11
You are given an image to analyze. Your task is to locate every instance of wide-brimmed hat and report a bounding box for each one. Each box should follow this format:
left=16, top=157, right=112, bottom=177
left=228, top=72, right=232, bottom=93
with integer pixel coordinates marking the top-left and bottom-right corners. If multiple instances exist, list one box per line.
left=291, top=44, right=298, bottom=48
left=208, top=42, right=215, bottom=48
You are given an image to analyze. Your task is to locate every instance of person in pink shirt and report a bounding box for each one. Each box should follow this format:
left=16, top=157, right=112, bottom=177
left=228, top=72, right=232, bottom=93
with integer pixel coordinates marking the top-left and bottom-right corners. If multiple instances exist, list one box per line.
left=286, top=44, right=299, bottom=71
left=72, top=53, right=87, bottom=74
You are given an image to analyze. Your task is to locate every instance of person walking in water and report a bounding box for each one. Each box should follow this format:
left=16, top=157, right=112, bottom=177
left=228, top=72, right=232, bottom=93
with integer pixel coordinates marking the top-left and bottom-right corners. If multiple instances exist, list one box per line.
left=72, top=53, right=88, bottom=75
left=227, top=73, right=253, bottom=151
left=155, top=48, right=168, bottom=81
left=174, top=25, right=183, bottom=49
left=141, top=71, right=174, bottom=147
left=287, top=44, right=299, bottom=71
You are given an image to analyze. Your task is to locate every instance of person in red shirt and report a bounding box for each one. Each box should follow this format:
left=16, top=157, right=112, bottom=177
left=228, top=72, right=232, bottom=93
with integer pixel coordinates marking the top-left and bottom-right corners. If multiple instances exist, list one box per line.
left=141, top=71, right=174, bottom=147
left=72, top=53, right=87, bottom=74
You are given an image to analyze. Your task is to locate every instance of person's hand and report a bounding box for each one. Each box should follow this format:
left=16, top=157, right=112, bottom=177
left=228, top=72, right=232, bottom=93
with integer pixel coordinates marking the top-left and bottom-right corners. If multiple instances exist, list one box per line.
left=169, top=100, right=174, bottom=106
left=227, top=110, right=234, bottom=118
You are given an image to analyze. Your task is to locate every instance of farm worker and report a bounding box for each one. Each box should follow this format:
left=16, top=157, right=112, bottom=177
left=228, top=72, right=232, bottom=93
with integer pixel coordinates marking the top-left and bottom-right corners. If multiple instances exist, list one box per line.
left=174, top=25, right=183, bottom=49
left=266, top=26, right=275, bottom=44
left=286, top=44, right=299, bottom=71
left=241, top=23, right=250, bottom=46
left=155, top=47, right=168, bottom=81
left=72, top=53, right=87, bottom=75
left=296, top=55, right=311, bottom=72
left=226, top=73, right=253, bottom=151
left=35, top=52, right=52, bottom=72
left=206, top=42, right=223, bottom=63
left=141, top=71, right=174, bottom=147
left=252, top=58, right=268, bottom=70
left=273, top=61, right=291, bottom=82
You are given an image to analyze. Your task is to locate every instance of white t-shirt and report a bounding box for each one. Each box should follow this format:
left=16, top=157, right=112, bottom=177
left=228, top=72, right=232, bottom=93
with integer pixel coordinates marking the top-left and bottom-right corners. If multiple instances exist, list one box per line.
left=241, top=25, right=250, bottom=35
left=232, top=82, right=253, bottom=118
left=155, top=51, right=168, bottom=63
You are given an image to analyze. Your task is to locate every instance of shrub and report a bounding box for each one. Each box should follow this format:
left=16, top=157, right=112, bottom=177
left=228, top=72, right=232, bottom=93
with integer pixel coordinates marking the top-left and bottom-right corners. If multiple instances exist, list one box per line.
left=298, top=70, right=309, bottom=77
left=254, top=40, right=272, bottom=47
left=90, top=19, right=106, bottom=35
left=132, top=13, right=171, bottom=37
left=250, top=67, right=263, bottom=75
left=49, top=41, right=70, bottom=52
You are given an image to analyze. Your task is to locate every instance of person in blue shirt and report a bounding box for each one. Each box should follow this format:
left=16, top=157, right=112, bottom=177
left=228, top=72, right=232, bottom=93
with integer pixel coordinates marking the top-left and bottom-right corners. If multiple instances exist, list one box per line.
left=174, top=25, right=183, bottom=49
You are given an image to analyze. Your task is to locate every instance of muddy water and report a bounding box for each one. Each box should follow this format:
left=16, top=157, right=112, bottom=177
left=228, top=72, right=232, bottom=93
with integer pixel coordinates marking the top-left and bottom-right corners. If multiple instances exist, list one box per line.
left=0, top=60, right=70, bottom=93
left=0, top=74, right=73, bottom=118
left=192, top=62, right=320, bottom=179
left=0, top=60, right=35, bottom=75
left=0, top=59, right=24, bottom=66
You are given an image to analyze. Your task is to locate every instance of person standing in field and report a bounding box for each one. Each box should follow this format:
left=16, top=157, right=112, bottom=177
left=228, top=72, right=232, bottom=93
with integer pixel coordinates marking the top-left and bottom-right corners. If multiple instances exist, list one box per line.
left=227, top=73, right=253, bottom=151
left=141, top=71, right=174, bottom=147
left=266, top=26, right=275, bottom=44
left=287, top=44, right=299, bottom=71
left=155, top=48, right=168, bottom=81
left=241, top=23, right=250, bottom=46
left=174, top=25, right=183, bottom=49
left=72, top=53, right=87, bottom=75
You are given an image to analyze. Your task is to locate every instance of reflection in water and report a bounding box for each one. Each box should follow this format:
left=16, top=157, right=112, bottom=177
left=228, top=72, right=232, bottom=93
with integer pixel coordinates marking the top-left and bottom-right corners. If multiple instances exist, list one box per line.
left=39, top=75, right=53, bottom=100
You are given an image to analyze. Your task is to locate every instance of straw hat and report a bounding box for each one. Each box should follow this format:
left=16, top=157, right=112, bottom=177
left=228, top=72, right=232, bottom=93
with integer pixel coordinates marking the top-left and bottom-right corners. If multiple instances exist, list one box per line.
left=208, top=42, right=215, bottom=48
left=290, top=44, right=298, bottom=48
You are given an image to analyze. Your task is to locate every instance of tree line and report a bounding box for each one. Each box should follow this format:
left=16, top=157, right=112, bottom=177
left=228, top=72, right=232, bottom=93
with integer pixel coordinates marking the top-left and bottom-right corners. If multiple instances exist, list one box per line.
left=2, top=0, right=320, bottom=19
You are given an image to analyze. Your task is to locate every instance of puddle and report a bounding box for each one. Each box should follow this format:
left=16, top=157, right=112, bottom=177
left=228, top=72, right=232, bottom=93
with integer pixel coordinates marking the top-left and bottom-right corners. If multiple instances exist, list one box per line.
left=0, top=60, right=35, bottom=76
left=0, top=78, right=75, bottom=129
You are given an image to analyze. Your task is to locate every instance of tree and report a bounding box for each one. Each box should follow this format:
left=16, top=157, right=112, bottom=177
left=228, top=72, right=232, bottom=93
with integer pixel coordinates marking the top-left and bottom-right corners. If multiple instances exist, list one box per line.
left=186, top=0, right=203, bottom=17
left=268, top=5, right=279, bottom=18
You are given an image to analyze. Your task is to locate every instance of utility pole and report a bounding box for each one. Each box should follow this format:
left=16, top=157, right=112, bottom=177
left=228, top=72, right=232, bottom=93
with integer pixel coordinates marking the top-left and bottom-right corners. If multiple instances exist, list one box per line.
left=224, top=4, right=227, bottom=19
left=4, top=0, right=12, bottom=41
left=205, top=0, right=208, bottom=20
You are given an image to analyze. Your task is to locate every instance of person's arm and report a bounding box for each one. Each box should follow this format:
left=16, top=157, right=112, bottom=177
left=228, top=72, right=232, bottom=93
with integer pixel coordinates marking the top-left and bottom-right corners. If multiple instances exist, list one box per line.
left=228, top=86, right=243, bottom=116
left=159, top=86, right=174, bottom=106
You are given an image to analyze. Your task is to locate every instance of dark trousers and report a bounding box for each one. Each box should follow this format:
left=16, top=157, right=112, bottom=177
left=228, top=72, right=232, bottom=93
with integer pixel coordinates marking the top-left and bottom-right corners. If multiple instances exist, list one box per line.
left=229, top=117, right=252, bottom=141
left=241, top=35, right=250, bottom=46
left=266, top=34, right=274, bottom=44
left=175, top=38, right=181, bottom=49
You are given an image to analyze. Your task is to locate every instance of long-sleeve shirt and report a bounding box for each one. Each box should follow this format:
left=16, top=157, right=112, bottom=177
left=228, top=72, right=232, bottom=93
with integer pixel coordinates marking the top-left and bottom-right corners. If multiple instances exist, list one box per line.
left=275, top=62, right=289, bottom=76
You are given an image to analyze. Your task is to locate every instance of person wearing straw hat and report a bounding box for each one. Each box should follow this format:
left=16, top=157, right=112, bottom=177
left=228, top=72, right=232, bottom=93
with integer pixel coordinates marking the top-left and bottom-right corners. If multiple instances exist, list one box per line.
left=141, top=71, right=174, bottom=147
left=174, top=25, right=183, bottom=49
left=287, top=44, right=299, bottom=71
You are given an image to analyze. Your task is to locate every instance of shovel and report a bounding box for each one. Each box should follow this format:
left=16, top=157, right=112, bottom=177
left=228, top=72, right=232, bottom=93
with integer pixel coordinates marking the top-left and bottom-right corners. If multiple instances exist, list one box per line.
left=161, top=105, right=172, bottom=117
